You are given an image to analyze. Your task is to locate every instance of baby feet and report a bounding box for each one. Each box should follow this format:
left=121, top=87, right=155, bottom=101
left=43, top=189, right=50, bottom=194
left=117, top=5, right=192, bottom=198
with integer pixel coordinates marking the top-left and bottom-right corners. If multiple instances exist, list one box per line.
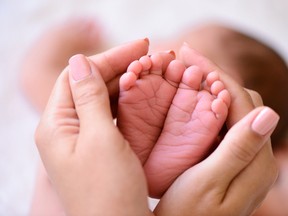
left=117, top=54, right=230, bottom=198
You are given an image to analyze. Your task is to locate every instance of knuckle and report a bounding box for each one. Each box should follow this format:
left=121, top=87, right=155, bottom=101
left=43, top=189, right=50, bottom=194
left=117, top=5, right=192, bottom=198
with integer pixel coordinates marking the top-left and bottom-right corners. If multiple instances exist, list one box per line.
left=34, top=117, right=57, bottom=149
left=251, top=91, right=262, bottom=102
left=34, top=121, right=47, bottom=148
left=75, top=84, right=107, bottom=108
left=229, top=137, right=259, bottom=164
left=245, top=89, right=263, bottom=106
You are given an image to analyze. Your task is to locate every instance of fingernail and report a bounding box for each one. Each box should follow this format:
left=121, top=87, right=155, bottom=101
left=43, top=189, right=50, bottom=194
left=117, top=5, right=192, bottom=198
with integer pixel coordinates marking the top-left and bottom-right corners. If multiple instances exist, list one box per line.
left=166, top=50, right=176, bottom=57
left=143, top=37, right=150, bottom=44
left=159, top=50, right=176, bottom=57
left=251, top=107, right=280, bottom=136
left=69, top=54, right=92, bottom=81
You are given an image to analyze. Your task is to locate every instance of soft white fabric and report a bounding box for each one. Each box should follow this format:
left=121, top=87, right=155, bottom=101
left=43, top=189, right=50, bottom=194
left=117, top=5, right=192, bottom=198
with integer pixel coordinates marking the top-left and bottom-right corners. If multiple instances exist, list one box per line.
left=0, top=0, right=288, bottom=214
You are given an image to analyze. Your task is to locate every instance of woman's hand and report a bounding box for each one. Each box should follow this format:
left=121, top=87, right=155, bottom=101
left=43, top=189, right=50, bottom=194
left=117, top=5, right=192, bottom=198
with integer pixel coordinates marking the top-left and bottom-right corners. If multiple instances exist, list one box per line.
left=154, top=45, right=279, bottom=216
left=34, top=39, right=155, bottom=216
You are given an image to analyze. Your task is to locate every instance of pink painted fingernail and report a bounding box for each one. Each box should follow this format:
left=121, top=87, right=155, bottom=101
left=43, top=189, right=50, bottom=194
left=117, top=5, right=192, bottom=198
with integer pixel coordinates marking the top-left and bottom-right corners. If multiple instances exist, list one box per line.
left=166, top=50, right=176, bottom=57
left=158, top=50, right=176, bottom=57
left=144, top=37, right=150, bottom=44
left=251, top=107, right=280, bottom=136
left=69, top=54, right=92, bottom=81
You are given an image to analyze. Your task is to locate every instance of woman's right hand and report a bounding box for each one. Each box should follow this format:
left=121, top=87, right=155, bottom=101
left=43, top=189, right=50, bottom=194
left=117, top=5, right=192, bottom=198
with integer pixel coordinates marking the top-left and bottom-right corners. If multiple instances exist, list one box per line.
left=154, top=44, right=279, bottom=216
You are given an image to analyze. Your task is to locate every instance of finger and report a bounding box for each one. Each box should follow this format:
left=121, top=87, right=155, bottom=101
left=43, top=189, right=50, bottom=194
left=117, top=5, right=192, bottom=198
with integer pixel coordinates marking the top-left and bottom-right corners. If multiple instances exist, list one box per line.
left=68, top=54, right=113, bottom=131
left=42, top=69, right=74, bottom=118
left=203, top=106, right=279, bottom=187
left=156, top=50, right=176, bottom=71
left=245, top=88, right=264, bottom=107
left=89, top=39, right=149, bottom=118
left=89, top=38, right=149, bottom=84
left=222, top=144, right=278, bottom=215
left=225, top=91, right=275, bottom=213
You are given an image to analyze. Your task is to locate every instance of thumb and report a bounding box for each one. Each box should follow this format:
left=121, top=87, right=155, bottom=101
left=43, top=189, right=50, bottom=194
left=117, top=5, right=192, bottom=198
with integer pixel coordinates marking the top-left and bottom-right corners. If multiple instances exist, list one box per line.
left=68, top=54, right=113, bottom=130
left=204, top=106, right=279, bottom=184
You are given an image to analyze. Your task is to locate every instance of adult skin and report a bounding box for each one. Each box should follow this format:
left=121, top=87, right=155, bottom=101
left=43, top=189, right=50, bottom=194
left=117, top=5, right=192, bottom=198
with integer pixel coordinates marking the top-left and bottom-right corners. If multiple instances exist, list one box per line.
left=154, top=44, right=279, bottom=216
left=30, top=38, right=153, bottom=215
left=33, top=38, right=175, bottom=216
left=35, top=41, right=279, bottom=215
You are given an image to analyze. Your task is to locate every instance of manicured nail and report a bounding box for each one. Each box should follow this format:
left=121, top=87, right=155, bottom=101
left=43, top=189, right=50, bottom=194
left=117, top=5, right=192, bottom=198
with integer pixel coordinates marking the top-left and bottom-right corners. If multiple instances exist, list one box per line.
left=158, top=50, right=176, bottom=57
left=69, top=54, right=92, bottom=81
left=166, top=50, right=176, bottom=57
left=143, top=37, right=150, bottom=44
left=251, top=107, right=280, bottom=136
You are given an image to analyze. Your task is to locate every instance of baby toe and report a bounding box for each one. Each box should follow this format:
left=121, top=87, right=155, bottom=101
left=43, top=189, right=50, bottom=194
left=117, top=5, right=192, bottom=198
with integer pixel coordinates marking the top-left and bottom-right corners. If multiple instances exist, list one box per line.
left=206, top=71, right=219, bottom=87
left=218, top=89, right=231, bottom=107
left=180, top=66, right=204, bottom=90
left=164, top=60, right=186, bottom=87
left=127, top=60, right=143, bottom=76
left=139, top=55, right=152, bottom=71
left=211, top=80, right=225, bottom=96
left=211, top=98, right=228, bottom=119
left=119, top=72, right=137, bottom=91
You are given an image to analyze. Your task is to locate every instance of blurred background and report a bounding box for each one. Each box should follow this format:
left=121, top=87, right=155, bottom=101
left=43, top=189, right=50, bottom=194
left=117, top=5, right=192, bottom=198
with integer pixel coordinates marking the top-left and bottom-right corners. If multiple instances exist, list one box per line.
left=1, top=0, right=288, bottom=214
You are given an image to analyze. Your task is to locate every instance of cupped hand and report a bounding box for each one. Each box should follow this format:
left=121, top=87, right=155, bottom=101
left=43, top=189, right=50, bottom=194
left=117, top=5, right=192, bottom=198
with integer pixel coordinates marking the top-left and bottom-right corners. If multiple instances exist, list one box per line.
left=34, top=39, right=160, bottom=216
left=153, top=44, right=279, bottom=216
left=36, top=54, right=151, bottom=216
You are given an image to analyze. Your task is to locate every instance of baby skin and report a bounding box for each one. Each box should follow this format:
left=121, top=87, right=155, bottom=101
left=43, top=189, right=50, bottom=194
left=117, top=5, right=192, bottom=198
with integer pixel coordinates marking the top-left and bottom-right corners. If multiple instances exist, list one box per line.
left=117, top=54, right=231, bottom=198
